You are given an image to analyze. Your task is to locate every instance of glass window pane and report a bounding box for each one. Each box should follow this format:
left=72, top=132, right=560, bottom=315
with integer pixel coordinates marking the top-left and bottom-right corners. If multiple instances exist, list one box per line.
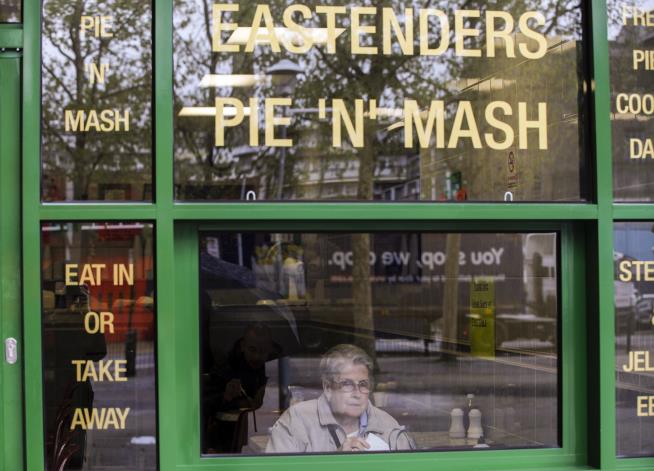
left=0, top=0, right=20, bottom=22
left=608, top=1, right=654, bottom=201
left=199, top=231, right=559, bottom=455
left=41, top=0, right=153, bottom=202
left=41, top=222, right=157, bottom=470
left=615, top=222, right=654, bottom=457
left=174, top=1, right=587, bottom=202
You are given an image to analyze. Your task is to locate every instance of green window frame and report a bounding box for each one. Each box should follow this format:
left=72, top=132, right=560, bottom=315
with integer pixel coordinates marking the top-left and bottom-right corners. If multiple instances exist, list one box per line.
left=7, top=0, right=652, bottom=470
left=0, top=47, right=23, bottom=471
left=172, top=221, right=586, bottom=470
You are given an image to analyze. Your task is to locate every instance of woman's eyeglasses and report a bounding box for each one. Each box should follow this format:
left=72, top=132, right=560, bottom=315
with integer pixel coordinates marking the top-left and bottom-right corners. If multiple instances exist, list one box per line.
left=332, top=379, right=371, bottom=394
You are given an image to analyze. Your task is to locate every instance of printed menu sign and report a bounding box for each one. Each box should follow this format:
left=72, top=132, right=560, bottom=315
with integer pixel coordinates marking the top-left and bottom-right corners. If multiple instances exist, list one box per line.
left=41, top=0, right=153, bottom=202
left=608, top=1, right=654, bottom=201
left=42, top=223, right=156, bottom=470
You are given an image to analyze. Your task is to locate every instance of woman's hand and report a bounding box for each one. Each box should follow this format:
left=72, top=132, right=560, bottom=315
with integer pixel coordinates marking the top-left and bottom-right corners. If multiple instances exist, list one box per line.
left=339, top=436, right=370, bottom=452
left=223, top=379, right=242, bottom=402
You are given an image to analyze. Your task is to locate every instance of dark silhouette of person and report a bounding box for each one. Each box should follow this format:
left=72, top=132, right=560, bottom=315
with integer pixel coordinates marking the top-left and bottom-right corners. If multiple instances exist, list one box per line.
left=43, top=284, right=107, bottom=470
left=202, top=323, right=279, bottom=453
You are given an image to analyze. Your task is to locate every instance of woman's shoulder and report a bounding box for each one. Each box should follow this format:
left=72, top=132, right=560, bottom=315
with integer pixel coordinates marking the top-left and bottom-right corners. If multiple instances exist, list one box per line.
left=270, top=399, right=319, bottom=440
left=288, top=398, right=320, bottom=417
left=368, top=403, right=401, bottom=429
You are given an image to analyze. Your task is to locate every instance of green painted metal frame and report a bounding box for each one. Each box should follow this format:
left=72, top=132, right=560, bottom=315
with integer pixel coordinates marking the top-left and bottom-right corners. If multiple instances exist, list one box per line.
left=590, top=0, right=617, bottom=469
left=0, top=53, right=24, bottom=471
left=11, top=0, right=654, bottom=470
left=0, top=24, right=22, bottom=48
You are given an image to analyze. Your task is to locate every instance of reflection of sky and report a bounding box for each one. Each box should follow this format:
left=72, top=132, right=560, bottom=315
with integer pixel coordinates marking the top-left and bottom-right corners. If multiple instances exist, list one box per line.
left=174, top=0, right=582, bottom=105
left=614, top=222, right=654, bottom=260
left=607, top=0, right=654, bottom=38
left=42, top=0, right=151, bottom=106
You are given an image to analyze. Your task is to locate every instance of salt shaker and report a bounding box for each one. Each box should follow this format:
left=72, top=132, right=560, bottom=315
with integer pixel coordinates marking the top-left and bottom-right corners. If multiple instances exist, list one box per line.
left=467, top=408, right=483, bottom=439
left=449, top=408, right=466, bottom=438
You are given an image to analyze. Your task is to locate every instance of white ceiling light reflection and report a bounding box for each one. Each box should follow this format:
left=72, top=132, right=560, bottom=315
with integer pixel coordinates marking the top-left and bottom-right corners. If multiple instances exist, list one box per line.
left=199, top=74, right=266, bottom=88
left=178, top=107, right=251, bottom=117
left=226, top=26, right=344, bottom=47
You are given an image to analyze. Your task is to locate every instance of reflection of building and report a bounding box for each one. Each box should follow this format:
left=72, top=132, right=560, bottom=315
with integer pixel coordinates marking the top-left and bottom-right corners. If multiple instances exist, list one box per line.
left=289, top=124, right=419, bottom=200
left=419, top=37, right=585, bottom=202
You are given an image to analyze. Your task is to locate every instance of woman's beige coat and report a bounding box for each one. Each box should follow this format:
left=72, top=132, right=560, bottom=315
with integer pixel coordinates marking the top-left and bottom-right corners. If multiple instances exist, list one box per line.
left=266, top=394, right=413, bottom=453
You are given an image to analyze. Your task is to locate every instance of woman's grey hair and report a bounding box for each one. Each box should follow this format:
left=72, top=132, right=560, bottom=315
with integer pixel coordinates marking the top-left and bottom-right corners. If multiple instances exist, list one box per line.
left=320, top=344, right=374, bottom=386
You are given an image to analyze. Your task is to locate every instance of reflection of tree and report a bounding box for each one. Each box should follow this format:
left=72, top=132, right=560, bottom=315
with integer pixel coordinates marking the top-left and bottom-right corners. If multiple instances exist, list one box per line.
left=42, top=0, right=152, bottom=201
left=442, top=233, right=460, bottom=348
left=606, top=0, right=654, bottom=201
left=174, top=0, right=584, bottom=201
left=0, top=0, right=20, bottom=21
left=173, top=0, right=582, bottom=352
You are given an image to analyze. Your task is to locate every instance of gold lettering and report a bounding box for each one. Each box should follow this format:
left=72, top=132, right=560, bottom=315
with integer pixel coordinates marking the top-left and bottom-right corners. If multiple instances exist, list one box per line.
left=69, top=408, right=130, bottom=430
left=84, top=311, right=115, bottom=335
left=116, top=408, right=130, bottom=429
left=212, top=3, right=240, bottom=52
left=351, top=7, right=377, bottom=55
left=115, top=360, right=128, bottom=382
left=65, top=110, right=85, bottom=132
left=622, top=6, right=654, bottom=26
left=454, top=10, right=481, bottom=57
left=484, top=101, right=514, bottom=150
left=70, top=408, right=86, bottom=430
left=419, top=9, right=449, bottom=56
left=332, top=99, right=365, bottom=148
left=315, top=6, right=347, bottom=53
left=282, top=5, right=313, bottom=53
left=78, top=263, right=105, bottom=286
left=64, top=110, right=129, bottom=132
left=630, top=138, right=654, bottom=159
left=265, top=98, right=292, bottom=147
left=619, top=261, right=654, bottom=281
left=382, top=8, right=413, bottom=55
left=214, top=97, right=245, bottom=147
left=249, top=98, right=259, bottom=146
left=486, top=11, right=515, bottom=58
left=637, top=396, right=654, bottom=416
left=65, top=264, right=78, bottom=285
left=518, top=12, right=547, bottom=59
left=448, top=101, right=482, bottom=148
left=86, top=63, right=110, bottom=84
left=73, top=360, right=85, bottom=381
left=112, top=264, right=134, bottom=286
left=71, top=359, right=130, bottom=382
left=84, top=408, right=106, bottom=429
left=518, top=102, right=547, bottom=150
left=80, top=16, right=113, bottom=37
left=246, top=4, right=280, bottom=53
left=403, top=99, right=445, bottom=149
left=619, top=260, right=632, bottom=281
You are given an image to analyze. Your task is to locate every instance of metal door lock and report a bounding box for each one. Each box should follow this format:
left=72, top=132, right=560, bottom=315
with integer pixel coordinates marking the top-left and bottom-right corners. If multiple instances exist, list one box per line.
left=5, top=337, right=17, bottom=364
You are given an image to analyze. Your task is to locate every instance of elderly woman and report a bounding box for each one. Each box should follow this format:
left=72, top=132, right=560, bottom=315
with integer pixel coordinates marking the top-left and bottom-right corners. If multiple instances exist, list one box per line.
left=266, top=344, right=414, bottom=453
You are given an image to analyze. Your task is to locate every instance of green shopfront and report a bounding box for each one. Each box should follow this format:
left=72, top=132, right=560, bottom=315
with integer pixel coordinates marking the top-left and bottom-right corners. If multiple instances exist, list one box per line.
left=1, top=0, right=654, bottom=470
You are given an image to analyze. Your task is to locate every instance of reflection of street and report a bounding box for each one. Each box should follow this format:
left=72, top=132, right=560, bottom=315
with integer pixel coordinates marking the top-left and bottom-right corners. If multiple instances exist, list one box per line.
left=83, top=341, right=157, bottom=470
left=244, top=338, right=558, bottom=454
left=616, top=330, right=654, bottom=458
